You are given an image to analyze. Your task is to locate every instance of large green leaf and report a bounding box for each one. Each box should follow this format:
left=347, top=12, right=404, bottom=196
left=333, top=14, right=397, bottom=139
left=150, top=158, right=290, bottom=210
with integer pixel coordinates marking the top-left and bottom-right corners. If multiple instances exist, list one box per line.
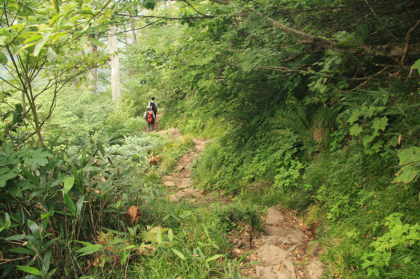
left=0, top=168, right=18, bottom=187
left=397, top=146, right=420, bottom=165
left=33, top=31, right=52, bottom=57
left=63, top=192, right=76, bottom=215
left=171, top=248, right=186, bottom=260
left=47, top=47, right=58, bottom=62
left=349, top=124, right=363, bottom=136
left=371, top=117, right=388, bottom=132
left=77, top=244, right=103, bottom=256
left=76, top=195, right=85, bottom=216
left=0, top=52, right=7, bottom=64
left=63, top=176, right=75, bottom=193
left=394, top=165, right=420, bottom=184
left=17, top=266, right=41, bottom=276
left=25, top=149, right=52, bottom=171
left=10, top=247, right=36, bottom=255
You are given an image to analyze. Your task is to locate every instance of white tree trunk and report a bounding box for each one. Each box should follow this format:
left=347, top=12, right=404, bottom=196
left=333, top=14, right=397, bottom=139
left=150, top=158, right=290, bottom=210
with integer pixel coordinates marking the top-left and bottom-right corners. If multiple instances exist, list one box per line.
left=130, top=17, right=137, bottom=45
left=108, top=26, right=120, bottom=102
left=87, top=40, right=98, bottom=94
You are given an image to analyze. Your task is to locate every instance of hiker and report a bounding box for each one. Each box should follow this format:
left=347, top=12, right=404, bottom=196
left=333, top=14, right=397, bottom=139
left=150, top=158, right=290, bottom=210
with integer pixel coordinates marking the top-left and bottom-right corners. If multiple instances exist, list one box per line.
left=143, top=106, right=155, bottom=133
left=148, top=97, right=158, bottom=116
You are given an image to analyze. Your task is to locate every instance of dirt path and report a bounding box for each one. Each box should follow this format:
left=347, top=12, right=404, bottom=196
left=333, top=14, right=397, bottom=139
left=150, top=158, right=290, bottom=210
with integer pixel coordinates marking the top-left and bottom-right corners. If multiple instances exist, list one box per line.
left=156, top=124, right=325, bottom=278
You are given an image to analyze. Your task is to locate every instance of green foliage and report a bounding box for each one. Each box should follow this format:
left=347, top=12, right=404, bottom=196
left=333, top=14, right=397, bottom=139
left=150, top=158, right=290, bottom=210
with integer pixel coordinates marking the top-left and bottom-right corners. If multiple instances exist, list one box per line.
left=361, top=213, right=420, bottom=277
left=394, top=146, right=420, bottom=184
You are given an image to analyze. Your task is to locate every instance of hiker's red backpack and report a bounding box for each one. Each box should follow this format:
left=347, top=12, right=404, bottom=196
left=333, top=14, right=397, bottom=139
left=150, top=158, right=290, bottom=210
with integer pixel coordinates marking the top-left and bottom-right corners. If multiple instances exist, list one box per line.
left=146, top=111, right=154, bottom=123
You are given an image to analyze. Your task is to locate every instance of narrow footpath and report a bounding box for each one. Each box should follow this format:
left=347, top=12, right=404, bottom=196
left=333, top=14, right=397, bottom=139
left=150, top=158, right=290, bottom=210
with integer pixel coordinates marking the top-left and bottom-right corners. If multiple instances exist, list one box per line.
left=155, top=122, right=326, bottom=278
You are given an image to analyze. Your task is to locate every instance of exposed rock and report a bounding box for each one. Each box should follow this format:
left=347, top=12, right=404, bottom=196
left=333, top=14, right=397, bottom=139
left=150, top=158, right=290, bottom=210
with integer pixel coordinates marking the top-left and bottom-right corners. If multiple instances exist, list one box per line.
left=178, top=181, right=192, bottom=189
left=175, top=191, right=188, bottom=198
left=168, top=195, right=178, bottom=202
left=262, top=236, right=300, bottom=246
left=164, top=181, right=176, bottom=187
left=265, top=226, right=305, bottom=243
left=255, top=245, right=296, bottom=279
left=266, top=207, right=285, bottom=224
left=175, top=165, right=186, bottom=172
left=305, top=261, right=325, bottom=279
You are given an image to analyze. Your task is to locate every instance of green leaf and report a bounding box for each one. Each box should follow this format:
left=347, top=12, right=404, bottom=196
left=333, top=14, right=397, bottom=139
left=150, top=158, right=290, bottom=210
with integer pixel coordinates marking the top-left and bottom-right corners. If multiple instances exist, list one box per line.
left=362, top=131, right=379, bottom=147
left=397, top=146, right=420, bottom=165
left=47, top=47, right=58, bottom=62
left=0, top=52, right=7, bottom=64
left=0, top=35, right=10, bottom=45
left=43, top=250, right=51, bottom=271
left=77, top=244, right=103, bottom=256
left=394, top=165, right=420, bottom=184
left=347, top=109, right=361, bottom=123
left=33, top=31, right=52, bottom=57
left=28, top=219, right=40, bottom=238
left=63, top=192, right=76, bottom=215
left=63, top=177, right=74, bottom=193
left=89, top=37, right=105, bottom=47
left=97, top=142, right=105, bottom=157
left=76, top=195, right=85, bottom=216
left=349, top=124, right=363, bottom=136
left=412, top=59, right=420, bottom=69
left=168, top=228, right=173, bottom=242
left=23, top=35, right=43, bottom=44
left=17, top=266, right=41, bottom=276
left=156, top=228, right=162, bottom=244
left=205, top=254, right=224, bottom=262
left=10, top=247, right=36, bottom=255
left=0, top=168, right=18, bottom=187
left=171, top=248, right=186, bottom=260
left=371, top=117, right=388, bottom=132
left=25, top=149, right=52, bottom=171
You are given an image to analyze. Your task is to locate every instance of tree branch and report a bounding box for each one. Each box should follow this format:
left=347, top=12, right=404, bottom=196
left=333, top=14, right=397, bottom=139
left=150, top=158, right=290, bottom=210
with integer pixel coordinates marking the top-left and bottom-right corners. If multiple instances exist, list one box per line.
left=402, top=19, right=420, bottom=65
left=208, top=0, right=420, bottom=57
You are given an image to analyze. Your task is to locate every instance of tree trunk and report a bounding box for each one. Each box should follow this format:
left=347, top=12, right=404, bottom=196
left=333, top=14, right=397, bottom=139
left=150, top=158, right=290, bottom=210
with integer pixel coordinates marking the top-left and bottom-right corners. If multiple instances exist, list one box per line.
left=123, top=25, right=129, bottom=46
left=22, top=91, right=26, bottom=115
left=87, top=38, right=98, bottom=94
left=108, top=26, right=121, bottom=102
left=130, top=17, right=137, bottom=45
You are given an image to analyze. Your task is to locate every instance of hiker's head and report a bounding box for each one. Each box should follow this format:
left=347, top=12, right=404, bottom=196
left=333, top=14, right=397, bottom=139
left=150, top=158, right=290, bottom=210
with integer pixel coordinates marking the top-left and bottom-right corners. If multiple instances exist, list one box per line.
left=151, top=97, right=155, bottom=101
left=147, top=106, right=151, bottom=110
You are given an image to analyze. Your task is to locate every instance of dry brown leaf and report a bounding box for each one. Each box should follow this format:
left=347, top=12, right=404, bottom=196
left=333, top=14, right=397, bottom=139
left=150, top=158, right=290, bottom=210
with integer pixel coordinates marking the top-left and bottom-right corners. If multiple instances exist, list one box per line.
left=0, top=251, right=3, bottom=260
left=124, top=206, right=142, bottom=223
left=399, top=134, right=402, bottom=145
left=140, top=245, right=156, bottom=255
left=97, top=232, right=109, bottom=246
left=175, top=277, right=182, bottom=279
left=149, top=155, right=162, bottom=166
left=93, top=189, right=101, bottom=194
left=100, top=174, right=106, bottom=182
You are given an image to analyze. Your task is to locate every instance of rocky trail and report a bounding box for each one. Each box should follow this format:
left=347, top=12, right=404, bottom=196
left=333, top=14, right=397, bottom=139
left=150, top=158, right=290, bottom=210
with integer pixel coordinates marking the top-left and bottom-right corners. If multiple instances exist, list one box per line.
left=154, top=120, right=325, bottom=278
